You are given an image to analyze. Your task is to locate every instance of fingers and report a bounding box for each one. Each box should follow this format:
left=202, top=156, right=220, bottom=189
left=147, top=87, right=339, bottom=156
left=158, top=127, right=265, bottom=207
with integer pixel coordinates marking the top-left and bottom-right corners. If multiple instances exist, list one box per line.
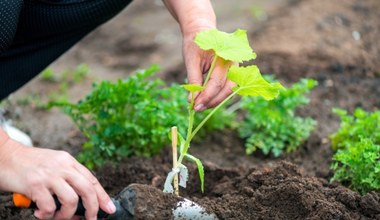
left=51, top=180, right=78, bottom=220
left=2, top=142, right=112, bottom=220
left=194, top=57, right=233, bottom=111
left=66, top=171, right=99, bottom=220
left=74, top=163, right=116, bottom=215
left=185, top=50, right=204, bottom=102
left=23, top=149, right=113, bottom=220
left=33, top=188, right=56, bottom=220
left=183, top=37, right=215, bottom=103
left=206, top=80, right=236, bottom=108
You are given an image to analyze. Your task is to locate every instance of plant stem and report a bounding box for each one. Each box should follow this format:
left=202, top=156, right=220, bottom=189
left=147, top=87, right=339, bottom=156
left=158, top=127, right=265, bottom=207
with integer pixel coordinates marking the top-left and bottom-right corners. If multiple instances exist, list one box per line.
left=185, top=93, right=196, bottom=143
left=178, top=89, right=240, bottom=164
left=189, top=90, right=239, bottom=141
left=203, top=55, right=218, bottom=87
left=226, top=98, right=241, bottom=114
left=177, top=56, right=218, bottom=164
left=178, top=93, right=195, bottom=162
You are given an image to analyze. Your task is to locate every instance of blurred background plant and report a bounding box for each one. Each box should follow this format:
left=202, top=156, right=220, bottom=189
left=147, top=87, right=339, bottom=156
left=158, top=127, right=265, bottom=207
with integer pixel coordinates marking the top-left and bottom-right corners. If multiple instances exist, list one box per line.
left=330, top=108, right=380, bottom=194
left=13, top=64, right=90, bottom=109
left=238, top=77, right=317, bottom=157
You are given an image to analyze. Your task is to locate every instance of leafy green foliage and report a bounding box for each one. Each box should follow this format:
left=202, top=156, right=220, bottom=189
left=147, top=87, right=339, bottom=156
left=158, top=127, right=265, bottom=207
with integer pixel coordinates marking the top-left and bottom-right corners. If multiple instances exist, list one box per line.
left=14, top=64, right=90, bottom=109
left=331, top=137, right=380, bottom=194
left=39, top=64, right=89, bottom=83
left=329, top=108, right=380, bottom=194
left=40, top=68, right=55, bottom=82
left=58, top=66, right=185, bottom=168
left=52, top=65, right=232, bottom=169
left=194, top=29, right=256, bottom=62
left=196, top=107, right=236, bottom=136
left=181, top=84, right=204, bottom=93
left=238, top=78, right=317, bottom=157
left=228, top=65, right=285, bottom=99
left=185, top=154, right=205, bottom=192
left=330, top=108, right=380, bottom=151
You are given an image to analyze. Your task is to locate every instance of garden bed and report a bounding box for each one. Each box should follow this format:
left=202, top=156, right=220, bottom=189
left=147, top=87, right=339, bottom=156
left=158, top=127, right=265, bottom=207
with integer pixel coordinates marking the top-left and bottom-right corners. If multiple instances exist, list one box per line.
left=1, top=0, right=380, bottom=219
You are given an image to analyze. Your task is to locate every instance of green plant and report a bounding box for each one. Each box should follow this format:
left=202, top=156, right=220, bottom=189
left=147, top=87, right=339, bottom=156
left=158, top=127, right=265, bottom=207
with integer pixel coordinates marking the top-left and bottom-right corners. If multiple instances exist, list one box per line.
left=62, top=64, right=89, bottom=83
left=164, top=29, right=284, bottom=194
left=52, top=65, right=232, bottom=169
left=46, top=64, right=90, bottom=104
left=329, top=108, right=380, bottom=194
left=250, top=5, right=267, bottom=21
left=330, top=108, right=380, bottom=151
left=39, top=64, right=89, bottom=83
left=55, top=65, right=185, bottom=168
left=40, top=68, right=55, bottom=82
left=331, top=137, right=380, bottom=194
left=238, top=78, right=317, bottom=157
left=16, top=64, right=91, bottom=109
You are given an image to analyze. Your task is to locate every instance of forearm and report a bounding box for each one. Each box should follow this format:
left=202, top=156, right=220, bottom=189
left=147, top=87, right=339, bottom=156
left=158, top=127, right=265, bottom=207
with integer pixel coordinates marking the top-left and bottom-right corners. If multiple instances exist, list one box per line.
left=163, top=0, right=216, bottom=36
left=0, top=127, right=9, bottom=147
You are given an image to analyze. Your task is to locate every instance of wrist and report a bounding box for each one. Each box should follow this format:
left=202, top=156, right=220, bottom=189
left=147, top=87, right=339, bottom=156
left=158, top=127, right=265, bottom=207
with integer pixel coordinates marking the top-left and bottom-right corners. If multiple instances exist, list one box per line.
left=0, top=138, right=31, bottom=193
left=0, top=130, right=22, bottom=191
left=181, top=18, right=216, bottom=40
left=163, top=0, right=216, bottom=38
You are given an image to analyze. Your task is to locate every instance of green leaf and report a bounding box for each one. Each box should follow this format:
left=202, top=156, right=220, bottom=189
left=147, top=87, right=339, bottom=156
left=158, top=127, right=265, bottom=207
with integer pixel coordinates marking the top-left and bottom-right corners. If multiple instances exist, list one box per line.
left=194, top=29, right=256, bottom=62
left=185, top=154, right=205, bottom=193
left=228, top=65, right=285, bottom=99
left=181, top=84, right=205, bottom=93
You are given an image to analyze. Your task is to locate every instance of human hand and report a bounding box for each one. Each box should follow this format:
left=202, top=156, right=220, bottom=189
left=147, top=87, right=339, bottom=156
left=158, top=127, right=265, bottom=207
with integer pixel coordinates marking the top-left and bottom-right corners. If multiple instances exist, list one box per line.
left=163, top=0, right=235, bottom=111
left=182, top=27, right=235, bottom=112
left=0, top=132, right=115, bottom=220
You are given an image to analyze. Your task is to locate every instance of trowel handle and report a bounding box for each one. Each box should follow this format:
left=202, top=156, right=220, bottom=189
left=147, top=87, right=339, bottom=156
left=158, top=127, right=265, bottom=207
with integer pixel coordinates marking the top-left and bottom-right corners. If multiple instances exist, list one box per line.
left=13, top=193, right=109, bottom=218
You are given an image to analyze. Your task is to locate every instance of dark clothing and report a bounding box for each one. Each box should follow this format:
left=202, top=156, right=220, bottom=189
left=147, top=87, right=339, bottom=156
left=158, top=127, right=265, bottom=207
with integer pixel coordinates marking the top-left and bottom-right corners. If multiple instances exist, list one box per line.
left=0, top=0, right=132, bottom=100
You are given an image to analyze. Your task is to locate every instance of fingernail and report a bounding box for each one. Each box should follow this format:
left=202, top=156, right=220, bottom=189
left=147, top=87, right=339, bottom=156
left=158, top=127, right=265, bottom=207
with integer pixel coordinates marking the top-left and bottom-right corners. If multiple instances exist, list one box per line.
left=194, top=104, right=205, bottom=112
left=107, top=200, right=116, bottom=213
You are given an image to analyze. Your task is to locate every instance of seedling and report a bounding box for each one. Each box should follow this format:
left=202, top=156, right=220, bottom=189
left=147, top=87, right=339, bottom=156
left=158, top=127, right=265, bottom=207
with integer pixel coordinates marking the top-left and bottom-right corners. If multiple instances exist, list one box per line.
left=164, top=29, right=284, bottom=194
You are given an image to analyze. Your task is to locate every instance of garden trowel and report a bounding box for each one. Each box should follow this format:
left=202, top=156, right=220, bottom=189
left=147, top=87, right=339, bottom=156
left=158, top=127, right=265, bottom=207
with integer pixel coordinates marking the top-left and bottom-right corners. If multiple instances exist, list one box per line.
left=14, top=183, right=218, bottom=219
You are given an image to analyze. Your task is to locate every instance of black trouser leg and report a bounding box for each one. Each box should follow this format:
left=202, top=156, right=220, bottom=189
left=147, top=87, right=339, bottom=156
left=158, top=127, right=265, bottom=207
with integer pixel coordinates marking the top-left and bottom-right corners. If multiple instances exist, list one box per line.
left=0, top=0, right=133, bottom=100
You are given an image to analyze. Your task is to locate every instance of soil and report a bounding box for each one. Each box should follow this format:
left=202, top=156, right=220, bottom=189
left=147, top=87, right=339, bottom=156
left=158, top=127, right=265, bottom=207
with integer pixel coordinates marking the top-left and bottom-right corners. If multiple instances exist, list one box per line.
left=1, top=0, right=380, bottom=219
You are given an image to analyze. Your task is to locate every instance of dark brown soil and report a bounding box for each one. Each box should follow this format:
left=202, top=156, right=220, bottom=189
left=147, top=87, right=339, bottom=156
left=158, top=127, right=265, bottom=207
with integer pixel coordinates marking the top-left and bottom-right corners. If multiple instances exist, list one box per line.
left=1, top=0, right=380, bottom=219
left=95, top=149, right=380, bottom=220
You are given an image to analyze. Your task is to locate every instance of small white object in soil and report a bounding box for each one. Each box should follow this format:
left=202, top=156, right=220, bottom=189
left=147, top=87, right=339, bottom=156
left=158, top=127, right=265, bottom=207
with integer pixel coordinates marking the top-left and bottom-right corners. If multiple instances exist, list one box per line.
left=352, top=31, right=361, bottom=41
left=173, top=198, right=218, bottom=220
